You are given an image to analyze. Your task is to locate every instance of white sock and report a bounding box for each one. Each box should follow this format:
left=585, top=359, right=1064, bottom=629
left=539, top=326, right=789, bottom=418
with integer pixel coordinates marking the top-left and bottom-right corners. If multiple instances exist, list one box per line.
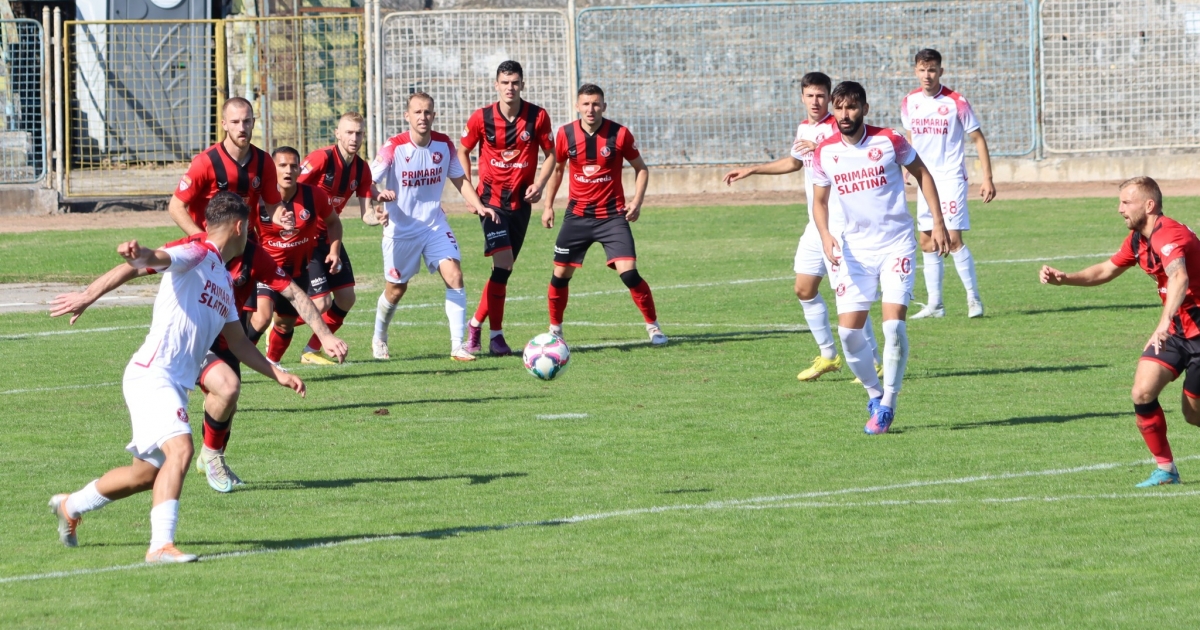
left=148, top=499, right=179, bottom=552
left=303, top=344, right=318, bottom=354
left=65, top=480, right=112, bottom=519
left=374, top=293, right=398, bottom=342
left=800, top=296, right=837, bottom=360
left=839, top=326, right=883, bottom=399
left=922, top=252, right=943, bottom=307
left=881, top=319, right=909, bottom=409
left=863, top=313, right=881, bottom=364
left=489, top=329, right=503, bottom=339
left=952, top=245, right=980, bottom=301
left=1159, top=462, right=1178, bottom=473
left=446, top=287, right=467, bottom=349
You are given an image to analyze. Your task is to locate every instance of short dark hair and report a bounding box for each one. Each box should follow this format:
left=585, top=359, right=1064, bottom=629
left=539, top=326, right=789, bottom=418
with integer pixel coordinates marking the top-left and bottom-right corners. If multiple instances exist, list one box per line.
left=830, top=81, right=867, bottom=107
left=496, top=60, right=524, bottom=80
left=272, top=146, right=300, bottom=161
left=800, top=72, right=832, bottom=93
left=206, top=191, right=250, bottom=227
left=577, top=83, right=605, bottom=100
left=914, top=49, right=942, bottom=66
left=1119, top=176, right=1164, bottom=209
left=222, top=97, right=253, bottom=117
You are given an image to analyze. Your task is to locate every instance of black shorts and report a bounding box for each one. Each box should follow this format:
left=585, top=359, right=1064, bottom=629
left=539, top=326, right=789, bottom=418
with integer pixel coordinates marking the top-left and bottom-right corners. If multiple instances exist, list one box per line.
left=481, top=203, right=532, bottom=259
left=553, top=214, right=637, bottom=269
left=1141, top=333, right=1200, bottom=397
left=198, top=340, right=240, bottom=390
left=307, top=235, right=356, bottom=298
left=257, top=268, right=309, bottom=318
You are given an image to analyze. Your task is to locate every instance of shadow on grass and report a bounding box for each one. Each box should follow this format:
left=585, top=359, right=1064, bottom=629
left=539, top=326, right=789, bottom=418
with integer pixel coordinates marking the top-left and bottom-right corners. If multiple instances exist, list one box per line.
left=194, top=518, right=572, bottom=551
left=239, top=394, right=543, bottom=414
left=948, top=411, right=1128, bottom=431
left=907, top=364, right=1108, bottom=380
left=241, top=471, right=529, bottom=492
left=300, top=366, right=506, bottom=384
left=660, top=488, right=713, bottom=495
left=572, top=329, right=802, bottom=354
left=1019, top=303, right=1157, bottom=316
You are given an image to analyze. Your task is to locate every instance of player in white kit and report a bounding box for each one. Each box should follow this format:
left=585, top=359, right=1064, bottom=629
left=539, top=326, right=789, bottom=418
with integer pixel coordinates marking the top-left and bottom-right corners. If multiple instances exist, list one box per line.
left=370, top=92, right=498, bottom=361
left=724, top=72, right=881, bottom=382
left=811, top=81, right=949, bottom=435
left=48, top=195, right=306, bottom=562
left=901, top=48, right=996, bottom=319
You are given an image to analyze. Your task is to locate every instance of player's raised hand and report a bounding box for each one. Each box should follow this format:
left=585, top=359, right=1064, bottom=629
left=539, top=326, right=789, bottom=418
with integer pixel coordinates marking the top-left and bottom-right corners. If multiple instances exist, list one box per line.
left=722, top=167, right=753, bottom=186
left=1040, top=265, right=1067, bottom=285
left=275, top=370, right=307, bottom=397
left=542, top=206, right=555, bottom=229
left=980, top=180, right=997, bottom=203
left=49, top=292, right=94, bottom=325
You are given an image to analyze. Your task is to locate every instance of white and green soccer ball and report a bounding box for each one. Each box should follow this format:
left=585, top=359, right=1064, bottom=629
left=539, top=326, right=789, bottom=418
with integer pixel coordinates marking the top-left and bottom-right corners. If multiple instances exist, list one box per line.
left=523, top=333, right=570, bottom=380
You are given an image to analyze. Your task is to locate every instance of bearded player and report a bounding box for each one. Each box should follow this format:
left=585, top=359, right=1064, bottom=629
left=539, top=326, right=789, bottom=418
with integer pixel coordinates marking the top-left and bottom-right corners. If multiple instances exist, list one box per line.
left=294, top=112, right=378, bottom=365
left=724, top=71, right=881, bottom=382
left=811, top=81, right=949, bottom=435
left=1041, top=177, right=1200, bottom=487
left=370, top=92, right=498, bottom=361
left=542, top=84, right=666, bottom=345
left=48, top=197, right=305, bottom=563
left=459, top=60, right=557, bottom=356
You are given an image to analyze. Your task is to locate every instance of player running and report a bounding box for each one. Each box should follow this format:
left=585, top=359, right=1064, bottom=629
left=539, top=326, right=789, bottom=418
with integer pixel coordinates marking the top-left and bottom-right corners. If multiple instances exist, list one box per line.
left=723, top=71, right=881, bottom=382
left=169, top=97, right=281, bottom=234
left=48, top=196, right=305, bottom=563
left=901, top=48, right=996, bottom=320
left=1040, top=177, right=1199, bottom=487
left=541, top=84, right=665, bottom=345
left=459, top=60, right=557, bottom=356
left=811, top=81, right=949, bottom=434
left=250, top=147, right=341, bottom=367
left=295, top=112, right=377, bottom=365
left=50, top=193, right=345, bottom=493
left=370, top=92, right=498, bottom=361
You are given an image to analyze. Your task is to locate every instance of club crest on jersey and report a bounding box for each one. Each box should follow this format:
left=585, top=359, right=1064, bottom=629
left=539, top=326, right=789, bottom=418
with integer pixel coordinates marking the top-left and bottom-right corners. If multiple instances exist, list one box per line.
left=388, top=268, right=401, bottom=280
left=867, top=148, right=883, bottom=162
left=177, top=408, right=189, bottom=424
left=582, top=164, right=601, bottom=177
left=178, top=175, right=191, bottom=191
left=349, top=180, right=358, bottom=191
left=432, top=152, right=443, bottom=164
left=332, top=196, right=345, bottom=206
left=836, top=283, right=846, bottom=296
left=600, top=146, right=612, bottom=158
left=816, top=134, right=826, bottom=143
left=937, top=105, right=950, bottom=116
left=520, top=130, right=531, bottom=142
left=251, top=176, right=262, bottom=189
left=276, top=267, right=287, bottom=277
left=299, top=208, right=311, bottom=221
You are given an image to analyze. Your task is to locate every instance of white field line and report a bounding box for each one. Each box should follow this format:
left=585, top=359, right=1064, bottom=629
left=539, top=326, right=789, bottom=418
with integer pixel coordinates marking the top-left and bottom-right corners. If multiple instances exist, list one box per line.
left=740, top=489, right=1200, bottom=511
left=343, top=321, right=809, bottom=329
left=0, top=325, right=148, bottom=340
left=1, top=454, right=1188, bottom=585
left=0, top=382, right=120, bottom=396
left=537, top=413, right=589, bottom=420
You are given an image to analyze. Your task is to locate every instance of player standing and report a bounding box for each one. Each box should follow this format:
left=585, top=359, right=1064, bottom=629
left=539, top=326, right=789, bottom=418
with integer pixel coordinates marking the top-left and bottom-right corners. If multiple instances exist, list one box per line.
left=459, top=60, right=557, bottom=356
left=169, top=97, right=281, bottom=234
left=723, top=72, right=881, bottom=381
left=250, top=147, right=340, bottom=367
left=1040, top=177, right=1200, bottom=487
left=295, top=112, right=377, bottom=365
left=811, top=81, right=949, bottom=434
left=48, top=196, right=305, bottom=562
left=370, top=92, right=498, bottom=361
left=901, top=49, right=996, bottom=319
left=541, top=84, right=665, bottom=345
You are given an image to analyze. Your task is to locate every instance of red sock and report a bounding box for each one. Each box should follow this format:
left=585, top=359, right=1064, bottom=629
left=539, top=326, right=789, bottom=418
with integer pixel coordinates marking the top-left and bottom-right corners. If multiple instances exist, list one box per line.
left=267, top=326, right=293, bottom=363
left=487, top=281, right=507, bottom=331
left=1135, top=400, right=1173, bottom=465
left=305, top=304, right=348, bottom=351
left=629, top=280, right=657, bottom=324
left=202, top=411, right=232, bottom=451
left=473, top=281, right=491, bottom=327
left=548, top=283, right=569, bottom=326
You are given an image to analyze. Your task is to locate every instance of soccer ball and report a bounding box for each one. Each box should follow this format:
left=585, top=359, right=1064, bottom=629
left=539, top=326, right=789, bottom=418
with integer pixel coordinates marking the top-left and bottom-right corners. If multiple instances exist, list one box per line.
left=523, top=333, right=570, bottom=380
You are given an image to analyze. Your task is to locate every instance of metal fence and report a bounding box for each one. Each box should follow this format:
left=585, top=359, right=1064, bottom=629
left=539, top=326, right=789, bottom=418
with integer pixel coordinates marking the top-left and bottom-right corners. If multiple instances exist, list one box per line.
left=377, top=9, right=572, bottom=146
left=0, top=19, right=44, bottom=184
left=1041, top=0, right=1200, bottom=153
left=576, top=0, right=1037, bottom=166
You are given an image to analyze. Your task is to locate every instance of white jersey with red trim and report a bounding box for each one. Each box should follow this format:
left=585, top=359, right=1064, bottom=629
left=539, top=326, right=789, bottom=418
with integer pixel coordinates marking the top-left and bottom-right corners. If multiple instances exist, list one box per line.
left=128, top=241, right=240, bottom=388
left=811, top=126, right=918, bottom=251
left=370, top=130, right=465, bottom=239
left=900, top=86, right=980, bottom=180
left=790, top=112, right=845, bottom=233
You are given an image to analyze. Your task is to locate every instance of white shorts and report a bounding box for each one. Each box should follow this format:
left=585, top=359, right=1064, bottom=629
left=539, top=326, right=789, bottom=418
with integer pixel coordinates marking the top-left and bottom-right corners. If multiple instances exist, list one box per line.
left=382, top=222, right=461, bottom=284
left=123, top=364, right=192, bottom=469
left=916, top=175, right=970, bottom=232
left=833, top=238, right=918, bottom=313
left=793, top=226, right=842, bottom=279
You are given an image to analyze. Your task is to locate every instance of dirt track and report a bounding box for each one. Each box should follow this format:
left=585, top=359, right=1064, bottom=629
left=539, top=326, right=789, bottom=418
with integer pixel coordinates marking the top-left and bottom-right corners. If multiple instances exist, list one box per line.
left=6, top=180, right=1200, bottom=234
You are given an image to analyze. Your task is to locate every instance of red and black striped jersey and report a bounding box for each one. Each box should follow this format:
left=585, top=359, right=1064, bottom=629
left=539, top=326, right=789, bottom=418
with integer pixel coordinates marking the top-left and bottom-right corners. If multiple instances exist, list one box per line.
left=258, top=183, right=333, bottom=278
left=175, top=142, right=281, bottom=231
left=461, top=101, right=554, bottom=211
left=1111, top=215, right=1200, bottom=338
left=297, top=145, right=373, bottom=233
left=554, top=119, right=640, bottom=219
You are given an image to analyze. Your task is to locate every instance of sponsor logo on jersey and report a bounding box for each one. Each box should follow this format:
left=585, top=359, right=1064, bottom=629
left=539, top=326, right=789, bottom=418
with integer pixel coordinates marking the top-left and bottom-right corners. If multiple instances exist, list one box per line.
left=299, top=208, right=311, bottom=222
left=432, top=152, right=443, bottom=164
left=554, top=246, right=570, bottom=255
left=832, top=155, right=839, bottom=163
left=937, top=104, right=950, bottom=116
left=582, top=164, right=601, bottom=177
left=280, top=229, right=297, bottom=239
left=632, top=140, right=639, bottom=152
left=502, top=150, right=520, bottom=162
left=332, top=196, right=345, bottom=207
left=300, top=161, right=312, bottom=174
left=867, top=148, right=883, bottom=162
left=520, top=130, right=531, bottom=142
left=463, top=126, right=470, bottom=138
left=178, top=175, right=192, bottom=191
left=177, top=408, right=189, bottom=424
left=600, top=146, right=612, bottom=158
left=1163, top=243, right=1177, bottom=256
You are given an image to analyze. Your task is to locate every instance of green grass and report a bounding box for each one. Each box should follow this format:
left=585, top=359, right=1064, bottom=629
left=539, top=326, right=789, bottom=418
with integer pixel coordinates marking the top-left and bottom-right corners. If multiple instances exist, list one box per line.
left=3, top=197, right=1200, bottom=627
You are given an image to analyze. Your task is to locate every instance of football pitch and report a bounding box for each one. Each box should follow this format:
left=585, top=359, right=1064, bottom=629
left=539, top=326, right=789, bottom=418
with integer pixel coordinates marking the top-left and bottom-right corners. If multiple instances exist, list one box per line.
left=4, top=196, right=1200, bottom=627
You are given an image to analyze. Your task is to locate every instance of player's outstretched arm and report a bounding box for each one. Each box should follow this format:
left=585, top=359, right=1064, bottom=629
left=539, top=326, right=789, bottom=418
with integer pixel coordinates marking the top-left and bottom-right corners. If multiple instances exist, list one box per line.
left=118, top=240, right=173, bottom=270
left=280, top=281, right=348, bottom=362
left=450, top=176, right=499, bottom=222
left=905, top=158, right=950, bottom=256
left=167, top=196, right=204, bottom=236
left=625, top=157, right=650, bottom=222
left=968, top=129, right=996, bottom=203
left=1039, top=260, right=1126, bottom=287
left=223, top=321, right=306, bottom=396
left=49, top=261, right=149, bottom=325
left=1148, top=257, right=1189, bottom=354
left=542, top=159, right=567, bottom=229
left=812, top=185, right=840, bottom=265
left=722, top=155, right=803, bottom=186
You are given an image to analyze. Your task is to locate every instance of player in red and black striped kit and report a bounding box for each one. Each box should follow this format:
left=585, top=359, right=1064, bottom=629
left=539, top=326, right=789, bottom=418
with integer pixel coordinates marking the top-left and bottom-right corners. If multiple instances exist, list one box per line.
left=542, top=84, right=667, bottom=346
left=458, top=60, right=558, bottom=355
left=1042, top=177, right=1200, bottom=487
left=294, top=112, right=377, bottom=365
